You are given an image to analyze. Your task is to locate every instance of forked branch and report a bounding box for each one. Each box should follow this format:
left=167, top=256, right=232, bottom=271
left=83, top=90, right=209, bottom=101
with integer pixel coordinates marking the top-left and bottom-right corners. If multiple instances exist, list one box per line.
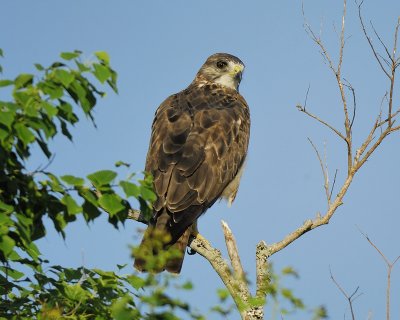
left=358, top=229, right=400, bottom=320
left=330, top=269, right=362, bottom=320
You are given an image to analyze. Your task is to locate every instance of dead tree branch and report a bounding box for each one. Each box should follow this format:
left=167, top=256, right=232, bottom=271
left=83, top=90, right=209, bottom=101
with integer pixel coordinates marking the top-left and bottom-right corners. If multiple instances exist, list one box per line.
left=307, top=138, right=332, bottom=206
left=303, top=0, right=353, bottom=174
left=358, top=229, right=400, bottom=320
left=330, top=269, right=362, bottom=320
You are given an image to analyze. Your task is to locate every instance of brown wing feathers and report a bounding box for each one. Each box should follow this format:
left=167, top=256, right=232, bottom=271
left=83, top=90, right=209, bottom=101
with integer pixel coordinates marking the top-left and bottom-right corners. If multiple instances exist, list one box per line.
left=134, top=75, right=250, bottom=273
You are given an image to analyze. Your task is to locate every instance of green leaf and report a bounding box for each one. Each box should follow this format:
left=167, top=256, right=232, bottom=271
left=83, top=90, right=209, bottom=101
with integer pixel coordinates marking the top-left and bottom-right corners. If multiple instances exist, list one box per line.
left=79, top=188, right=98, bottom=206
left=116, top=263, right=127, bottom=270
left=282, top=266, right=299, bottom=278
left=114, top=160, right=130, bottom=168
left=93, top=63, right=111, bottom=83
left=313, top=306, right=328, bottom=320
left=26, top=242, right=40, bottom=261
left=141, top=187, right=156, bottom=203
left=41, top=101, right=58, bottom=117
left=0, top=79, right=13, bottom=87
left=14, top=73, right=33, bottom=89
left=120, top=181, right=140, bottom=198
left=0, top=111, right=14, bottom=129
left=0, top=48, right=3, bottom=57
left=61, top=194, right=82, bottom=215
left=34, top=63, right=44, bottom=71
left=54, top=69, right=74, bottom=87
left=95, top=51, right=110, bottom=65
left=216, top=288, right=230, bottom=302
left=0, top=266, right=24, bottom=280
left=64, top=284, right=88, bottom=302
left=111, top=295, right=137, bottom=320
left=60, top=51, right=81, bottom=60
left=0, top=200, right=13, bottom=214
left=50, top=62, right=66, bottom=69
left=60, top=119, right=73, bottom=141
left=14, top=123, right=35, bottom=145
left=87, top=170, right=117, bottom=187
left=98, top=194, right=125, bottom=216
left=181, top=281, right=193, bottom=290
left=81, top=200, right=101, bottom=222
left=0, top=235, right=15, bottom=256
left=61, top=175, right=85, bottom=186
left=126, top=274, right=146, bottom=290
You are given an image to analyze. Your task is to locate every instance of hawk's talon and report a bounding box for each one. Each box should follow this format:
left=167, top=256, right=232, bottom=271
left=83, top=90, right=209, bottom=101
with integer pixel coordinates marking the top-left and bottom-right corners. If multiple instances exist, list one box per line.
left=187, top=248, right=197, bottom=255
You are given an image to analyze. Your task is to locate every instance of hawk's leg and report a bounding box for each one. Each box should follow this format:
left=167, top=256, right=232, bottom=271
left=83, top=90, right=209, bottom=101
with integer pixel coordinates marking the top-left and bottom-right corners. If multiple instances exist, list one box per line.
left=187, top=222, right=204, bottom=255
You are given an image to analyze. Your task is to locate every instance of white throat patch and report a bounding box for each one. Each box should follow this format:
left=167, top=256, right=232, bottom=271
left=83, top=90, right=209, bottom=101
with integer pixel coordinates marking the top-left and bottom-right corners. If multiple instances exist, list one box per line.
left=214, top=74, right=237, bottom=90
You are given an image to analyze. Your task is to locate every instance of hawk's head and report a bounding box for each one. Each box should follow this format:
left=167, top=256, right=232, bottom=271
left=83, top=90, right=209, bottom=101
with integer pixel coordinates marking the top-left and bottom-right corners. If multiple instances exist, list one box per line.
left=194, top=53, right=245, bottom=91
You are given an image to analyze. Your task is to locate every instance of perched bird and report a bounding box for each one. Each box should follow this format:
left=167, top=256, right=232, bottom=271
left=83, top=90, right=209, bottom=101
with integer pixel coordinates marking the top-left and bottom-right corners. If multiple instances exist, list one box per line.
left=134, top=53, right=250, bottom=273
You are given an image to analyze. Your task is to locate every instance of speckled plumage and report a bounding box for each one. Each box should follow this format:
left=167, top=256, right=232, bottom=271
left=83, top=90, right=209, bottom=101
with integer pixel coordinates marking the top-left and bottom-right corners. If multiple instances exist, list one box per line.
left=134, top=53, right=250, bottom=273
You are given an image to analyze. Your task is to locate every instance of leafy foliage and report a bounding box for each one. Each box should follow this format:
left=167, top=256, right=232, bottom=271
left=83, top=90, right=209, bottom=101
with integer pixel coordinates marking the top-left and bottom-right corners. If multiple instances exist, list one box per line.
left=0, top=49, right=200, bottom=319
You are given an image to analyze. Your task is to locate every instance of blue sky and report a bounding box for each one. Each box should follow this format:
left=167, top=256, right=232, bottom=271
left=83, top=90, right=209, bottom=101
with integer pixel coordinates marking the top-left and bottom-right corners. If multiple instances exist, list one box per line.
left=2, top=0, right=400, bottom=318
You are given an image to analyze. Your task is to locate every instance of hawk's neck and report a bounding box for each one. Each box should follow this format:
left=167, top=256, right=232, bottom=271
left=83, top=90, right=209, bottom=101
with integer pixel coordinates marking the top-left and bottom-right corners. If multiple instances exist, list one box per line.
left=191, top=75, right=238, bottom=92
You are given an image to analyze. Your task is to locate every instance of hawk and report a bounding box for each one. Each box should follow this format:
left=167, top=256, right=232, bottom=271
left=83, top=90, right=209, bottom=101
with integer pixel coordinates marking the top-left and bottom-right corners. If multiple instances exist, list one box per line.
left=134, top=53, right=250, bottom=273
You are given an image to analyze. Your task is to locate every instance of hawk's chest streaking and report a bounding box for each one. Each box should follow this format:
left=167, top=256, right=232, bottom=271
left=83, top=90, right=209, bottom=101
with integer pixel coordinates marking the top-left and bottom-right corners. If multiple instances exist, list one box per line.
left=134, top=53, right=250, bottom=274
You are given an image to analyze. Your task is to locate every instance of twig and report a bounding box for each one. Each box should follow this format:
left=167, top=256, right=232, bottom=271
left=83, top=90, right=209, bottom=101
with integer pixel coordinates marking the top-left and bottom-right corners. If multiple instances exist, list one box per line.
left=358, top=228, right=400, bottom=320
left=29, top=154, right=56, bottom=176
left=329, top=169, right=338, bottom=201
left=307, top=138, right=331, bottom=206
left=261, top=171, right=355, bottom=258
left=357, top=0, right=391, bottom=78
left=304, top=0, right=353, bottom=173
left=387, top=17, right=400, bottom=126
left=303, top=84, right=311, bottom=110
left=343, top=79, right=357, bottom=130
left=297, top=105, right=346, bottom=141
left=370, top=22, right=392, bottom=62
left=330, top=268, right=362, bottom=320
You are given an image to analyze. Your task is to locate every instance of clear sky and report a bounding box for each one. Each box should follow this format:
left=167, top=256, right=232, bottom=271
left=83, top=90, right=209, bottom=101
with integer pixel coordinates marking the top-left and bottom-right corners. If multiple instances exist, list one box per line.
left=2, top=1, right=400, bottom=319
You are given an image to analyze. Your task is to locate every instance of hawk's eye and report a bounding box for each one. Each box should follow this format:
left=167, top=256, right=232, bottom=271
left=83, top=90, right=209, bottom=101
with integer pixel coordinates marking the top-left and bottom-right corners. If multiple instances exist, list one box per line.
left=216, top=60, right=228, bottom=69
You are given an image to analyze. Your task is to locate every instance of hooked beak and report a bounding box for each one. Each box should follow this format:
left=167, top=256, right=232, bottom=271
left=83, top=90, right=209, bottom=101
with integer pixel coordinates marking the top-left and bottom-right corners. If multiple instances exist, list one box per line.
left=232, top=65, right=244, bottom=90
left=232, top=65, right=244, bottom=83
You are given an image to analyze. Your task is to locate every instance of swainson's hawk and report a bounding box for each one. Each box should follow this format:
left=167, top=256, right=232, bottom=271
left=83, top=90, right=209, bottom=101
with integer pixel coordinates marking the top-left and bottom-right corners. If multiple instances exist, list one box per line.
left=134, top=53, right=250, bottom=273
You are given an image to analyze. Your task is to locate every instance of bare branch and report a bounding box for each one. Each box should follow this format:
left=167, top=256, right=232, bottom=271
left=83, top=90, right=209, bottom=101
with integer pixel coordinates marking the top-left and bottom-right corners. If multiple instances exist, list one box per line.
left=221, top=220, right=247, bottom=283
left=304, top=0, right=353, bottom=173
left=358, top=228, right=400, bottom=320
left=357, top=0, right=391, bottom=78
left=329, top=169, right=338, bottom=201
left=307, top=138, right=331, bottom=206
left=387, top=17, right=400, bottom=126
left=337, top=0, right=346, bottom=77
left=297, top=104, right=347, bottom=141
left=343, top=79, right=357, bottom=130
left=263, top=171, right=355, bottom=257
left=370, top=21, right=393, bottom=62
left=303, top=84, right=311, bottom=110
left=29, top=154, right=56, bottom=176
left=330, top=268, right=361, bottom=320
left=358, top=228, right=390, bottom=266
left=354, top=113, right=381, bottom=163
